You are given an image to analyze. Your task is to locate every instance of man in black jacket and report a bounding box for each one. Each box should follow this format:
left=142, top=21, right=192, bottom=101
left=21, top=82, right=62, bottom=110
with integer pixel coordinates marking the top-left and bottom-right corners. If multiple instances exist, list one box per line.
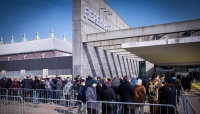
left=118, top=75, right=135, bottom=114
left=22, top=76, right=34, bottom=101
left=160, top=78, right=177, bottom=114
left=0, top=77, right=7, bottom=99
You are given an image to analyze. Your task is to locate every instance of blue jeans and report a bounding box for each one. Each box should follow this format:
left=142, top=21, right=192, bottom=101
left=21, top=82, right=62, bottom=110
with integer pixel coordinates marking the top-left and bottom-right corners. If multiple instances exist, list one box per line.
left=48, top=90, right=53, bottom=99
left=56, top=91, right=61, bottom=99
left=115, top=99, right=120, bottom=114
left=34, top=93, right=39, bottom=103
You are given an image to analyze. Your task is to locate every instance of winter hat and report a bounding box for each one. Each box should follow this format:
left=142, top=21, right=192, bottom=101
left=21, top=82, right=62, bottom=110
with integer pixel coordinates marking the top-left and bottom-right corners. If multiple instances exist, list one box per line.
left=131, top=75, right=137, bottom=79
left=80, top=79, right=85, bottom=82
left=92, top=79, right=97, bottom=84
left=165, top=78, right=173, bottom=83
left=105, top=81, right=111, bottom=86
left=97, top=76, right=101, bottom=80
left=172, top=77, right=176, bottom=82
left=136, top=79, right=142, bottom=85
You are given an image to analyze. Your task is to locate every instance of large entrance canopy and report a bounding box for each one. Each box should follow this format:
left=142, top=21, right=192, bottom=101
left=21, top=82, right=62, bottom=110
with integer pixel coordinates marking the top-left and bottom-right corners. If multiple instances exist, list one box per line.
left=122, top=36, right=200, bottom=65
left=83, top=19, right=200, bottom=66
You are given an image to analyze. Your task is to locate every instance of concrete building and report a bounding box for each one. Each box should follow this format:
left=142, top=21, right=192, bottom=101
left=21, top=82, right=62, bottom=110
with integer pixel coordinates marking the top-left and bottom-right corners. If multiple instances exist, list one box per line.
left=73, top=0, right=200, bottom=79
left=73, top=0, right=142, bottom=79
left=0, top=30, right=72, bottom=78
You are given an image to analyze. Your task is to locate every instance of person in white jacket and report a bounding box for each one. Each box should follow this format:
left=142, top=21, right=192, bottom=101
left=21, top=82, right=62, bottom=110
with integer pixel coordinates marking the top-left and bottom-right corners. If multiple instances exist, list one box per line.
left=63, top=80, right=73, bottom=107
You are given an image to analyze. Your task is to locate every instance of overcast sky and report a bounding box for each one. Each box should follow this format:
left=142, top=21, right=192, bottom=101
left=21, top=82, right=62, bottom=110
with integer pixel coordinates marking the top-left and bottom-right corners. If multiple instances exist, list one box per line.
left=0, top=0, right=200, bottom=44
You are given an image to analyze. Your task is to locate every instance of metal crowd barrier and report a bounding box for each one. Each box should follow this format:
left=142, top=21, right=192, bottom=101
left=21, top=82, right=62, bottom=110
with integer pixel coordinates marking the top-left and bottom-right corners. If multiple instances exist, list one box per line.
left=86, top=101, right=177, bottom=114
left=0, top=88, right=8, bottom=100
left=0, top=95, right=24, bottom=114
left=0, top=88, right=84, bottom=114
left=180, top=89, right=196, bottom=114
left=24, top=98, right=84, bottom=114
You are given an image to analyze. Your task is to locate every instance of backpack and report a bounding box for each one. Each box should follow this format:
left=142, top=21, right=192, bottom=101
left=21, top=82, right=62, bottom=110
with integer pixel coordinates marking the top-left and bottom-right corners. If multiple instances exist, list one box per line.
left=148, top=81, right=159, bottom=101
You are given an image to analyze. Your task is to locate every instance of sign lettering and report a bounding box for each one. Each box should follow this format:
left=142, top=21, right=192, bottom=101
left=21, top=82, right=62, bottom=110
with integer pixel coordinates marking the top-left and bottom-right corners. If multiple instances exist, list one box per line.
left=84, top=5, right=114, bottom=31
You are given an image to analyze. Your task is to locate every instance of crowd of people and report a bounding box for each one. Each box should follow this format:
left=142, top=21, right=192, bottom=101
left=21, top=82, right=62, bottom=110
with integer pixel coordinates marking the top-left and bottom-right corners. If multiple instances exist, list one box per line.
left=0, top=73, right=185, bottom=114
left=66, top=74, right=182, bottom=114
left=0, top=75, right=69, bottom=102
left=181, top=75, right=192, bottom=92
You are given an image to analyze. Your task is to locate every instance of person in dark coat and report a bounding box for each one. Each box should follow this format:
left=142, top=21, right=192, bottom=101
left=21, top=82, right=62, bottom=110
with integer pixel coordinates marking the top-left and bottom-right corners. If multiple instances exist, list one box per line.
left=160, top=78, right=177, bottom=114
left=118, top=75, right=135, bottom=114
left=22, top=76, right=34, bottom=100
left=181, top=76, right=186, bottom=91
left=55, top=77, right=62, bottom=100
left=85, top=75, right=93, bottom=89
left=34, top=78, right=44, bottom=103
left=52, top=76, right=57, bottom=85
left=185, top=75, right=192, bottom=92
left=0, top=77, right=7, bottom=99
left=111, top=77, right=121, bottom=114
left=6, top=78, right=12, bottom=88
left=6, top=78, right=13, bottom=98
left=96, top=76, right=103, bottom=114
left=77, top=79, right=86, bottom=113
left=0, top=77, right=6, bottom=88
left=22, top=76, right=34, bottom=89
left=173, top=78, right=181, bottom=104
left=96, top=78, right=102, bottom=101
left=100, top=83, right=116, bottom=114
left=111, top=77, right=121, bottom=100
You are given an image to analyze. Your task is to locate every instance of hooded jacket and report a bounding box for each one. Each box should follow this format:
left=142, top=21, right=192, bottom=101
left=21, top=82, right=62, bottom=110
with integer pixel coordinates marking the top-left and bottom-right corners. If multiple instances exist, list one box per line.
left=101, top=83, right=116, bottom=101
left=77, top=84, right=86, bottom=103
left=134, top=85, right=146, bottom=103
left=86, top=86, right=97, bottom=110
left=55, top=80, right=62, bottom=90
left=111, top=77, right=121, bottom=99
left=63, top=82, right=73, bottom=95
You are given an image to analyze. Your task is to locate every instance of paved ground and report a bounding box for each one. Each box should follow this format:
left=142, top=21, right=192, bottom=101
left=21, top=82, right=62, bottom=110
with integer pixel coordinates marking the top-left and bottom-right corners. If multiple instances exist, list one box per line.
left=185, top=83, right=200, bottom=113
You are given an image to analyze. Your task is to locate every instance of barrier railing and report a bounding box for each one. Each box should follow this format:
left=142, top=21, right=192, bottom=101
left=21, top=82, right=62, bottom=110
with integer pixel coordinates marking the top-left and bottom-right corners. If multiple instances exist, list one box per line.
left=24, top=98, right=84, bottom=114
left=1, top=88, right=187, bottom=114
left=0, top=91, right=84, bottom=114
left=180, top=89, right=196, bottom=114
left=0, top=88, right=8, bottom=100
left=0, top=95, right=24, bottom=114
left=86, top=101, right=177, bottom=114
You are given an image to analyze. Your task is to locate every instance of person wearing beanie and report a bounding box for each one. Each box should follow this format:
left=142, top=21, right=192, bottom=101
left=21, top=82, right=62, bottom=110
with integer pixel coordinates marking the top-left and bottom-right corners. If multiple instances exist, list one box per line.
left=86, top=79, right=98, bottom=114
left=92, top=79, right=97, bottom=86
left=134, top=78, right=146, bottom=114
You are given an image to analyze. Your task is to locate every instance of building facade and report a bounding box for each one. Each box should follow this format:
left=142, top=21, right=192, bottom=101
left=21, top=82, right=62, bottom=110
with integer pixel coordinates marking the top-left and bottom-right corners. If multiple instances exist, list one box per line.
left=72, top=0, right=141, bottom=79
left=0, top=31, right=72, bottom=78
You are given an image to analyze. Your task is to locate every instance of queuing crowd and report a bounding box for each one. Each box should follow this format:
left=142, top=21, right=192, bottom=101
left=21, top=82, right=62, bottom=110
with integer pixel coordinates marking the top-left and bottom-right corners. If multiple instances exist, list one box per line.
left=0, top=75, right=72, bottom=101
left=0, top=74, right=188, bottom=114
left=66, top=74, right=183, bottom=114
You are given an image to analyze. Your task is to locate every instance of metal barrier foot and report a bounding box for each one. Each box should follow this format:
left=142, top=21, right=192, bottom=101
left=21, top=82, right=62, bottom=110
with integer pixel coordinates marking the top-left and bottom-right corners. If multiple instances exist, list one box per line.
left=3, top=100, right=10, bottom=105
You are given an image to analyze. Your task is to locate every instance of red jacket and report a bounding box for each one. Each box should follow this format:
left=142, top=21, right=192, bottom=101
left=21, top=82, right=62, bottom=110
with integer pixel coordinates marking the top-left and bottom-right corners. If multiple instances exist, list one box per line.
left=12, top=81, right=19, bottom=90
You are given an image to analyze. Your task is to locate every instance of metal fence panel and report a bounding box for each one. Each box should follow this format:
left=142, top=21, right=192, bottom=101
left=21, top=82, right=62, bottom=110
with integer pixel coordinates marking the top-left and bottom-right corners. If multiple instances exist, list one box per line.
left=180, top=89, right=196, bottom=114
left=0, top=95, right=24, bottom=114
left=86, top=101, right=177, bottom=114
left=0, top=88, right=83, bottom=114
